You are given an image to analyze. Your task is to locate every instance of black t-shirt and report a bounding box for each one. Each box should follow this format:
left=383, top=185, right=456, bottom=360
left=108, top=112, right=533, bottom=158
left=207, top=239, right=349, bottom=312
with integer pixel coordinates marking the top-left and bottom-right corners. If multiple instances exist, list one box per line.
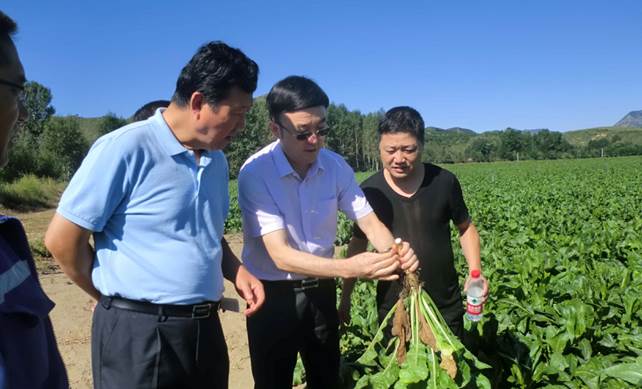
left=355, top=163, right=470, bottom=312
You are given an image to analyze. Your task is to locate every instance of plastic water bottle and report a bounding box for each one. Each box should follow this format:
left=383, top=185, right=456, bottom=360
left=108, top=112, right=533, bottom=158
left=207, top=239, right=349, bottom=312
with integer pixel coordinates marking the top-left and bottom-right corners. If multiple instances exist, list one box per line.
left=466, top=270, right=484, bottom=322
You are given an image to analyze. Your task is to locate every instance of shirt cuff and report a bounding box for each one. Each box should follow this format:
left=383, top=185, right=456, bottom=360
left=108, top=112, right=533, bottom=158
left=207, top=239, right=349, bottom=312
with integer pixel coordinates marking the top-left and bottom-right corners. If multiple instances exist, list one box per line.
left=56, top=207, right=101, bottom=232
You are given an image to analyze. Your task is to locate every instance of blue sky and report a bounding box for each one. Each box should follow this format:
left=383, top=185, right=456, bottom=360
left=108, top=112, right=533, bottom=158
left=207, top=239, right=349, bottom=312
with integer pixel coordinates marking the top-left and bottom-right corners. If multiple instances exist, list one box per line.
left=4, top=0, right=642, bottom=132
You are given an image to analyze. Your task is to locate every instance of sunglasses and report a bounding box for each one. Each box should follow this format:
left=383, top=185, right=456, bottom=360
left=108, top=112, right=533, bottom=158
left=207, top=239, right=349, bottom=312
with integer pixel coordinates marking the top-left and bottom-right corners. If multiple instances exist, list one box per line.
left=278, top=122, right=331, bottom=141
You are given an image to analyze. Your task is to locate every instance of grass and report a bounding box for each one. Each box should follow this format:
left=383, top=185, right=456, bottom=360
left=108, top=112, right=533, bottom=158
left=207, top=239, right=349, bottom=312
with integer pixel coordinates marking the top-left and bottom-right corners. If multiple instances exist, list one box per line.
left=0, top=174, right=65, bottom=211
left=0, top=206, right=58, bottom=273
left=0, top=175, right=64, bottom=272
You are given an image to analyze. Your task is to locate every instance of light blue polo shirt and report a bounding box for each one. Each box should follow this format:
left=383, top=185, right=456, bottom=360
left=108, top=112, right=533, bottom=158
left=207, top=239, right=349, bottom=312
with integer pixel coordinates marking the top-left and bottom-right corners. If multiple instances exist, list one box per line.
left=57, top=109, right=228, bottom=304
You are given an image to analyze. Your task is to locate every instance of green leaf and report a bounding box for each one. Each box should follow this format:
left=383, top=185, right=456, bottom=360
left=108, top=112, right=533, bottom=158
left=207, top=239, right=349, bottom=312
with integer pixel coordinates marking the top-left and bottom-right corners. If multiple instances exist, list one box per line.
left=354, top=374, right=371, bottom=389
left=370, top=362, right=400, bottom=389
left=578, top=338, right=592, bottom=361
left=475, top=373, right=492, bottom=389
left=397, top=343, right=429, bottom=384
left=601, top=359, right=642, bottom=386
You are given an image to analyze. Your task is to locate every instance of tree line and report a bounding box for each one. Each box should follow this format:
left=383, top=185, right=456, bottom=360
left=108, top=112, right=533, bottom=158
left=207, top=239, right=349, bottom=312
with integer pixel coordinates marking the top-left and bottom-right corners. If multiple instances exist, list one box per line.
left=3, top=80, right=641, bottom=184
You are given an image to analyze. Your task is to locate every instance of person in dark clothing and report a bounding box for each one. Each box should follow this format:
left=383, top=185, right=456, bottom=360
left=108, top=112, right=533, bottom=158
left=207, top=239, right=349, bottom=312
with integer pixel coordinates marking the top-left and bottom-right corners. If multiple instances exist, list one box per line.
left=0, top=10, right=69, bottom=388
left=131, top=99, right=170, bottom=122
left=339, top=106, right=489, bottom=339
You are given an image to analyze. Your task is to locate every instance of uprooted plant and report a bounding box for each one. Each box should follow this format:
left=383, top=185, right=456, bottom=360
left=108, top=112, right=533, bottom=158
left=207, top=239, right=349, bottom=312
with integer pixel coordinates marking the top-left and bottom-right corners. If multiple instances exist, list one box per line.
left=353, top=243, right=491, bottom=388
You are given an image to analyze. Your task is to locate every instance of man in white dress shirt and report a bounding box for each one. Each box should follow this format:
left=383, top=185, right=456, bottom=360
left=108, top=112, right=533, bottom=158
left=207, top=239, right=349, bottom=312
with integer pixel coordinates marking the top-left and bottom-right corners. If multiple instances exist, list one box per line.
left=238, top=76, right=418, bottom=388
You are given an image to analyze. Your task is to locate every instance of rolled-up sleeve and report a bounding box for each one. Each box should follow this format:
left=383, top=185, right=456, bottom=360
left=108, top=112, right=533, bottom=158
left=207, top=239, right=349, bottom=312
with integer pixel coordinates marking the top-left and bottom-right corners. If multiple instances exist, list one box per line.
left=238, top=169, right=285, bottom=238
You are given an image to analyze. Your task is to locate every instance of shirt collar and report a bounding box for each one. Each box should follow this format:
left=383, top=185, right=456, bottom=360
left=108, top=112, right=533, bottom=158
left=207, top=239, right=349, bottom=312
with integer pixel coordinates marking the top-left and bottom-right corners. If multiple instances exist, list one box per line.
left=273, top=141, right=294, bottom=178
left=272, top=141, right=325, bottom=179
left=151, top=108, right=191, bottom=156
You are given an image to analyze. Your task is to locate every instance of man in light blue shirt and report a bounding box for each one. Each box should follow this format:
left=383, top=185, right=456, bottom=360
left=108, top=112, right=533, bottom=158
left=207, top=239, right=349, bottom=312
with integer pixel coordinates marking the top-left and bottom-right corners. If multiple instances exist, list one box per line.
left=45, top=42, right=264, bottom=389
left=238, top=76, right=419, bottom=388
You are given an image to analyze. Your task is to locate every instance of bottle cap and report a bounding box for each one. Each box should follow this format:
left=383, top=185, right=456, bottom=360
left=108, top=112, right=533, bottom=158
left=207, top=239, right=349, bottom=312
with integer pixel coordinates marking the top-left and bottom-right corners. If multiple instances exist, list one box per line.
left=470, top=269, right=481, bottom=278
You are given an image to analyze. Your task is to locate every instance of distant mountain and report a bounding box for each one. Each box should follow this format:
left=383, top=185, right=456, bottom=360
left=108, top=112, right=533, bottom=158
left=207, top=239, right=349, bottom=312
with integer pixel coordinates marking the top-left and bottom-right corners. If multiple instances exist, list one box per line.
left=426, top=126, right=476, bottom=135
left=614, top=110, right=642, bottom=128
left=562, top=126, right=642, bottom=147
left=446, top=127, right=476, bottom=135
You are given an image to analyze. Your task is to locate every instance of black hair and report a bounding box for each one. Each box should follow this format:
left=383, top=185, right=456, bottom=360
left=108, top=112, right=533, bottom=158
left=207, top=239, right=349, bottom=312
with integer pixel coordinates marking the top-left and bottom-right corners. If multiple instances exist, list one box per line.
left=266, top=76, right=329, bottom=121
left=132, top=99, right=170, bottom=122
left=378, top=106, right=425, bottom=145
left=0, top=11, right=18, bottom=66
left=172, top=41, right=258, bottom=107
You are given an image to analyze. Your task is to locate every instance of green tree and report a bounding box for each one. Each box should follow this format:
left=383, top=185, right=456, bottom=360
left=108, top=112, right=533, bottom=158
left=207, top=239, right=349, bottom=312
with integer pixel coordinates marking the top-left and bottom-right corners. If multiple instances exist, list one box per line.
left=225, top=96, right=271, bottom=178
left=361, top=111, right=383, bottom=171
left=326, top=104, right=363, bottom=169
left=533, top=130, right=572, bottom=159
left=98, top=112, right=128, bottom=136
left=2, top=81, right=56, bottom=181
left=587, top=137, right=609, bottom=150
left=20, top=81, right=55, bottom=139
left=465, top=136, right=498, bottom=162
left=499, top=128, right=529, bottom=160
left=0, top=133, right=40, bottom=181
left=39, top=117, right=88, bottom=179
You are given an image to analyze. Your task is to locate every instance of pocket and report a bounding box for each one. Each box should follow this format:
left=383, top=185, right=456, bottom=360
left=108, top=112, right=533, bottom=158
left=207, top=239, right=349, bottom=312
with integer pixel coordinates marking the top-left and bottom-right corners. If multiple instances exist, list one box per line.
left=96, top=305, right=122, bottom=361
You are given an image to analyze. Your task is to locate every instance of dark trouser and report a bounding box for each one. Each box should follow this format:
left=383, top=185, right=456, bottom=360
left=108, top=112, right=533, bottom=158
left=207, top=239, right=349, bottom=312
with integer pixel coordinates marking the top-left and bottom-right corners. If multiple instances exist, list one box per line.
left=247, top=279, right=339, bottom=389
left=92, top=296, right=228, bottom=389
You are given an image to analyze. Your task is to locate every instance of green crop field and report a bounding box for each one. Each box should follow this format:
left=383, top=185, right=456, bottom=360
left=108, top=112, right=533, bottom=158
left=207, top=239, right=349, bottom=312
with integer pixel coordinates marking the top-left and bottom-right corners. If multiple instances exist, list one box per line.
left=5, top=156, right=640, bottom=387
left=333, top=156, right=642, bottom=388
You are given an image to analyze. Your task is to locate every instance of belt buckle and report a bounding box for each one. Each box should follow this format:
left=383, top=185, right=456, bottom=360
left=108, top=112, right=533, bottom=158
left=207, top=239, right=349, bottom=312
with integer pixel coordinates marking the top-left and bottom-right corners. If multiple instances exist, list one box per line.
left=299, top=278, right=319, bottom=290
left=191, top=303, right=212, bottom=319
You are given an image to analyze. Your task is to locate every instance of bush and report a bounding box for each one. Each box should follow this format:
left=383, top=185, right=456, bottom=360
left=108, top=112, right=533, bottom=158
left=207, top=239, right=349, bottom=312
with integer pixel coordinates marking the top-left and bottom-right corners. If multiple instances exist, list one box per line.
left=40, top=117, right=89, bottom=180
left=0, top=133, right=41, bottom=181
left=0, top=175, right=63, bottom=210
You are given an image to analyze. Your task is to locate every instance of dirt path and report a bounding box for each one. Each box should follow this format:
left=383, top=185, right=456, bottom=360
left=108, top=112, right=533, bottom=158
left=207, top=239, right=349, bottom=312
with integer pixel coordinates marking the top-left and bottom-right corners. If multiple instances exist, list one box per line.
left=41, top=233, right=255, bottom=389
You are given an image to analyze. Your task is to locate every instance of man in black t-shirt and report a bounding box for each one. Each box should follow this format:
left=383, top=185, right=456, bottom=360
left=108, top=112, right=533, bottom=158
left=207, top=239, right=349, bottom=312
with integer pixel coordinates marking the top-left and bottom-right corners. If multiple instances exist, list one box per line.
left=339, top=106, right=489, bottom=338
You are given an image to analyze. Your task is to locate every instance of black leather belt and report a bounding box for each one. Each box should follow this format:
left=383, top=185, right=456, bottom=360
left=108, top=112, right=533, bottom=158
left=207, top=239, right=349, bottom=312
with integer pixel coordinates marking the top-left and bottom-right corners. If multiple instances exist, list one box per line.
left=262, top=278, right=334, bottom=291
left=100, top=296, right=220, bottom=319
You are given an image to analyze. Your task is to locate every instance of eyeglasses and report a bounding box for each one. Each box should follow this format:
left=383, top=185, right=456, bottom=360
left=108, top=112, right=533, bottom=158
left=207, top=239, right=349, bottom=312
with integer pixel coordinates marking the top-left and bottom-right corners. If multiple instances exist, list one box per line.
left=277, top=122, right=331, bottom=141
left=0, top=78, right=26, bottom=104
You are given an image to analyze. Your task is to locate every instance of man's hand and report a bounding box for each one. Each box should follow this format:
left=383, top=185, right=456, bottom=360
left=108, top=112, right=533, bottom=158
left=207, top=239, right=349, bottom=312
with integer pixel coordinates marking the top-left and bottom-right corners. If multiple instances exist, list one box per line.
left=347, top=251, right=400, bottom=280
left=463, top=272, right=489, bottom=303
left=234, top=265, right=265, bottom=317
left=394, top=241, right=419, bottom=273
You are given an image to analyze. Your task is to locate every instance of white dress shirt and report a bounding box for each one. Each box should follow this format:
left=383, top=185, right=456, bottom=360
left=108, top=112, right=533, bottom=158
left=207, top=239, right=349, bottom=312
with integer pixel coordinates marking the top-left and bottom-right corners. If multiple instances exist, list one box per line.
left=238, top=141, right=373, bottom=280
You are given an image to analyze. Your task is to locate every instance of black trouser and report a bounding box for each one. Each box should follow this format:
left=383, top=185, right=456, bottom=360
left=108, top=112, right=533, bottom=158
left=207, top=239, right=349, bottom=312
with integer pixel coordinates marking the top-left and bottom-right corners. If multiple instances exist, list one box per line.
left=92, top=296, right=228, bottom=389
left=247, top=279, right=339, bottom=389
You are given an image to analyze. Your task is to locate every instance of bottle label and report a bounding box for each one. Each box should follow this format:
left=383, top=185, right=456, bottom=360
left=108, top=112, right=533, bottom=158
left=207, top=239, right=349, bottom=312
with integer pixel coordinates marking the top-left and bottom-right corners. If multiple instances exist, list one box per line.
left=467, top=303, right=483, bottom=315
left=466, top=296, right=483, bottom=315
